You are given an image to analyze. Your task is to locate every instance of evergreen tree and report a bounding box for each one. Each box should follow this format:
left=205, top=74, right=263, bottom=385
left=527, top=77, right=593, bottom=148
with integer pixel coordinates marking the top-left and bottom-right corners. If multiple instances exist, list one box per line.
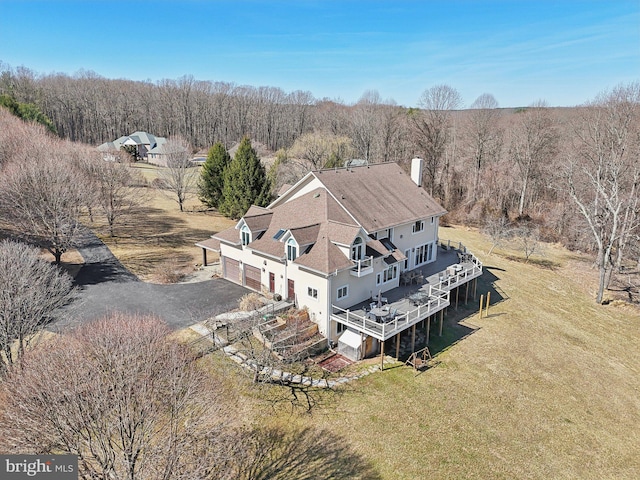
left=219, top=137, right=272, bottom=219
left=198, top=142, right=231, bottom=208
left=0, top=94, right=57, bottom=133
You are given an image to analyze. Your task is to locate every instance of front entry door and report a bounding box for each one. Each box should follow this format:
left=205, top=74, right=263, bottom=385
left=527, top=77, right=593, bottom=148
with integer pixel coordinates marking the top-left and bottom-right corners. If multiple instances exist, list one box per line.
left=287, top=279, right=295, bottom=302
left=269, top=272, right=275, bottom=293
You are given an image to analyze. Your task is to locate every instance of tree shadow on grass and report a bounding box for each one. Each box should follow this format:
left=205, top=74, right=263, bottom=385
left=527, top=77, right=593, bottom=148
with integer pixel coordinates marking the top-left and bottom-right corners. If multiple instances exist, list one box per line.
left=226, top=424, right=382, bottom=480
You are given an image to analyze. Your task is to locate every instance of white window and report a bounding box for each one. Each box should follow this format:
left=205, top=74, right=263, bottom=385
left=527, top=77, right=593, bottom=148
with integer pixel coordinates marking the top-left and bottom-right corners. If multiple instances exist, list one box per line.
left=307, top=287, right=318, bottom=299
left=351, top=237, right=364, bottom=260
left=337, top=285, right=348, bottom=300
left=337, top=321, right=347, bottom=334
left=286, top=238, right=298, bottom=261
left=403, top=249, right=411, bottom=270
left=241, top=225, right=251, bottom=246
left=376, top=265, right=398, bottom=285
left=412, top=220, right=424, bottom=233
left=430, top=216, right=435, bottom=225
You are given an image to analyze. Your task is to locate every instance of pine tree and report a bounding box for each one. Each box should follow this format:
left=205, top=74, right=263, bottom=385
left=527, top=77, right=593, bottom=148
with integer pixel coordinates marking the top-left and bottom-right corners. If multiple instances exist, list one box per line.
left=219, top=137, right=272, bottom=219
left=198, top=142, right=231, bottom=208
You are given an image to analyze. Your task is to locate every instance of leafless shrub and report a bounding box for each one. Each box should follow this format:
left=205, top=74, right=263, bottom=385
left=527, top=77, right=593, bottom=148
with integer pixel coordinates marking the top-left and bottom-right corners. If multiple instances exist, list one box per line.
left=0, top=313, right=229, bottom=479
left=153, top=258, right=187, bottom=284
left=239, top=292, right=264, bottom=312
left=0, top=240, right=73, bottom=374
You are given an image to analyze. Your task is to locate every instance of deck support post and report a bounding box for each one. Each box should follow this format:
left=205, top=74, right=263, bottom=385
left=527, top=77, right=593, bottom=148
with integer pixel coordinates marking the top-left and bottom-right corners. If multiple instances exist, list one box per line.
left=360, top=332, right=364, bottom=360
left=395, top=333, right=400, bottom=359
left=439, top=310, right=444, bottom=336
left=455, top=286, right=459, bottom=311
left=202, top=248, right=208, bottom=267
left=426, top=315, right=431, bottom=344
left=411, top=324, right=416, bottom=354
left=473, top=277, right=477, bottom=300
left=380, top=339, right=385, bottom=371
left=465, top=280, right=470, bottom=304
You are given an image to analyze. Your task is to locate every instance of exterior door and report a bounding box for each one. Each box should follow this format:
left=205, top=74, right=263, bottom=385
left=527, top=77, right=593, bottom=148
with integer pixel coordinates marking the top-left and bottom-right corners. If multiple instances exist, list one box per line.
left=223, top=258, right=240, bottom=284
left=244, top=265, right=261, bottom=291
left=287, top=279, right=295, bottom=301
left=269, top=272, right=275, bottom=293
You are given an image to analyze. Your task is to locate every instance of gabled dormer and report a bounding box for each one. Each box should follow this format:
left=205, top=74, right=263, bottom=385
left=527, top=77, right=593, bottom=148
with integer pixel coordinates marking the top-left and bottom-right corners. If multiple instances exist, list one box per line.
left=236, top=206, right=273, bottom=247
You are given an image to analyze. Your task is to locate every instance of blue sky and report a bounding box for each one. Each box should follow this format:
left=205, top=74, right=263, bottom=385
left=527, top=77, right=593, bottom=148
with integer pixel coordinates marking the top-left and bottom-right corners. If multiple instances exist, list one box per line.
left=0, top=0, right=638, bottom=108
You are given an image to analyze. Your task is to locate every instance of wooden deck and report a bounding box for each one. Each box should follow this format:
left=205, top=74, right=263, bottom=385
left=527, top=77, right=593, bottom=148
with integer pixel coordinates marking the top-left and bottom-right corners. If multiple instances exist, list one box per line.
left=331, top=241, right=482, bottom=342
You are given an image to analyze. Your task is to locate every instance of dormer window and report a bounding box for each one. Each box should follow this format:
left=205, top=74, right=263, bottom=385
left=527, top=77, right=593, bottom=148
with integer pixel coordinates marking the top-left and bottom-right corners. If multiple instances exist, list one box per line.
left=351, top=236, right=364, bottom=261
left=241, top=225, right=251, bottom=246
left=286, top=237, right=298, bottom=261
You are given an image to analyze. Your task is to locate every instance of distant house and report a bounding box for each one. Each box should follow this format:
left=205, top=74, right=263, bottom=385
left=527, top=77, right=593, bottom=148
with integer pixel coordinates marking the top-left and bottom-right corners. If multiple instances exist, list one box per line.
left=197, top=159, right=483, bottom=362
left=97, top=131, right=167, bottom=164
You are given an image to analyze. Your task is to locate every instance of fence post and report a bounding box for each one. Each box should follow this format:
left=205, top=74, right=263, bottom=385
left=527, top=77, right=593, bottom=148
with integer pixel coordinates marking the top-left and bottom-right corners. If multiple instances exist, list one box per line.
left=478, top=294, right=484, bottom=319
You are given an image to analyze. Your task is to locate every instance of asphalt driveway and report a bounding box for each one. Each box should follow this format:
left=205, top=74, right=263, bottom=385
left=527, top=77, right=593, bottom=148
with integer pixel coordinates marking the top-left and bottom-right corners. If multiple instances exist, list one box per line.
left=56, top=229, right=248, bottom=330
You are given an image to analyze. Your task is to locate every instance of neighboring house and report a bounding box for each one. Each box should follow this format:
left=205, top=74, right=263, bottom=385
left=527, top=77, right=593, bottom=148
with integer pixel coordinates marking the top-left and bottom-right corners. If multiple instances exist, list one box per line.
left=97, top=131, right=167, bottom=164
left=197, top=159, right=483, bottom=362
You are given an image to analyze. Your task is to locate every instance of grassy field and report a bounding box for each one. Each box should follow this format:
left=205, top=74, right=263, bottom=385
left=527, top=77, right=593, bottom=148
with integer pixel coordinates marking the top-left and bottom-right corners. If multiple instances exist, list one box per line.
left=297, top=226, right=640, bottom=479
left=84, top=166, right=640, bottom=478
left=90, top=163, right=234, bottom=281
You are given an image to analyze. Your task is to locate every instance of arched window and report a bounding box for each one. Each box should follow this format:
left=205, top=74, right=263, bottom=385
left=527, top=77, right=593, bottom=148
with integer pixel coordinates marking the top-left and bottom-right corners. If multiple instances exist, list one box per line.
left=286, top=238, right=298, bottom=261
left=351, top=237, right=363, bottom=260
left=241, top=225, right=251, bottom=246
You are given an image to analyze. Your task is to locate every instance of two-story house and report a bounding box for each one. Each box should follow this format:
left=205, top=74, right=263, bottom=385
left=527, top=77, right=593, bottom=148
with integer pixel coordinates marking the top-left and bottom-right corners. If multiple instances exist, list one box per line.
left=197, top=158, right=482, bottom=362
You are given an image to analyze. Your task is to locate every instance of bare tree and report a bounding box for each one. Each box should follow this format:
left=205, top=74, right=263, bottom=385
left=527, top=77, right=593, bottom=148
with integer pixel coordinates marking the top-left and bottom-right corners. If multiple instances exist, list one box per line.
left=0, top=313, right=229, bottom=479
left=0, top=240, right=73, bottom=374
left=483, top=216, right=513, bottom=255
left=350, top=90, right=381, bottom=162
left=565, top=82, right=640, bottom=303
left=0, top=140, right=89, bottom=264
left=514, top=225, right=544, bottom=263
left=464, top=93, right=503, bottom=202
left=157, top=136, right=199, bottom=212
left=411, top=84, right=462, bottom=198
left=509, top=101, right=558, bottom=217
left=83, top=153, right=148, bottom=236
left=290, top=131, right=354, bottom=170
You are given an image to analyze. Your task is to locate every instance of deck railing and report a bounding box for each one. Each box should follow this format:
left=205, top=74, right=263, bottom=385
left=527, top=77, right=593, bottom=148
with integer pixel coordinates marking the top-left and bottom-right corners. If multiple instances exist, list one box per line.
left=333, top=239, right=482, bottom=341
left=331, top=286, right=450, bottom=341
left=350, top=256, right=374, bottom=276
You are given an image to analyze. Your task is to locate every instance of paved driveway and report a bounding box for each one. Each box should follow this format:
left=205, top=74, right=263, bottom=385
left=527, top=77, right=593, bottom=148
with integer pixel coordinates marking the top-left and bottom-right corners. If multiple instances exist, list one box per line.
left=56, top=229, right=248, bottom=330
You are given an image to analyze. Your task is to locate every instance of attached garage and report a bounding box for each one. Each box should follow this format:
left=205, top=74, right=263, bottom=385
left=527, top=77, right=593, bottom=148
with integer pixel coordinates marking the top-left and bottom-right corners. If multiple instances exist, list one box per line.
left=244, top=265, right=261, bottom=291
left=223, top=257, right=240, bottom=284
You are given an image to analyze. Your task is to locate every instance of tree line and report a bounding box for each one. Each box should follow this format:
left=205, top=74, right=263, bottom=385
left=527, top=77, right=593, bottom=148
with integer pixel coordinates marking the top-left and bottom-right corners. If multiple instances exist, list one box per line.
left=1, top=62, right=639, bottom=303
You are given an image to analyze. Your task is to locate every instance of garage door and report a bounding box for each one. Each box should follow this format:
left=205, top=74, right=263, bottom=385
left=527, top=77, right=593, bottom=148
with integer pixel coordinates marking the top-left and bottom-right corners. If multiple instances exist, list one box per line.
left=244, top=265, right=261, bottom=292
left=223, top=258, right=240, bottom=284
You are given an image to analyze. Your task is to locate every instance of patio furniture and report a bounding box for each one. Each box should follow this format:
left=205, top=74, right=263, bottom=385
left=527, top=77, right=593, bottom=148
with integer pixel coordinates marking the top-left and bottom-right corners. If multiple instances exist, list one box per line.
left=408, top=292, right=428, bottom=306
left=370, top=307, right=388, bottom=322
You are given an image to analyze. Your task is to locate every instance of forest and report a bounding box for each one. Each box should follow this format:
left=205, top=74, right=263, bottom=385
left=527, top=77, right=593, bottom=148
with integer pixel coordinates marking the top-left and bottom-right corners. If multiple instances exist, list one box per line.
left=0, top=63, right=638, bottom=304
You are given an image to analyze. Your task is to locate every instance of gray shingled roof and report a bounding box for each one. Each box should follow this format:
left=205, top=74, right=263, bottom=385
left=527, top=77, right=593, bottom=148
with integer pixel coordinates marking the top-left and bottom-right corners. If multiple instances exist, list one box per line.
left=312, top=162, right=447, bottom=232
